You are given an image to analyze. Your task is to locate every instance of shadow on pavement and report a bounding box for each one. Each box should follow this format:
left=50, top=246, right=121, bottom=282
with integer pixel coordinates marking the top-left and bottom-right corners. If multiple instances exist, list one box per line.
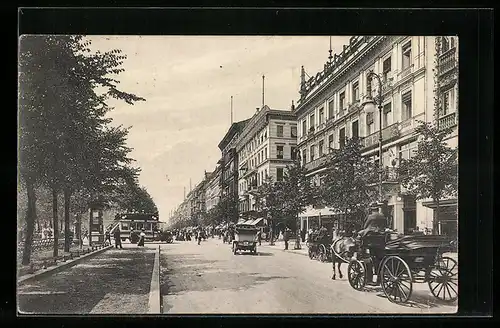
left=359, top=285, right=457, bottom=309
left=255, top=252, right=274, bottom=257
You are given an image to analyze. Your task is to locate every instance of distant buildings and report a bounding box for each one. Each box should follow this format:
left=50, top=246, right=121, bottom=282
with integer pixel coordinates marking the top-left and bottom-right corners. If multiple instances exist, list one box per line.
left=170, top=36, right=458, bottom=239
left=235, top=105, right=297, bottom=220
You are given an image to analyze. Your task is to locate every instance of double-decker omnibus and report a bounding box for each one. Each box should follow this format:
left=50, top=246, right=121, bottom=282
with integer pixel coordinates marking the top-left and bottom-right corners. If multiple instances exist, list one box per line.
left=111, top=212, right=160, bottom=242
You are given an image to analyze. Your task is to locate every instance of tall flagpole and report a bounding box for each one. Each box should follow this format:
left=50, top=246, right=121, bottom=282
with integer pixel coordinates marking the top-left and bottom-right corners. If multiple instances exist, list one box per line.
left=230, top=96, right=233, bottom=124
left=262, top=75, right=265, bottom=108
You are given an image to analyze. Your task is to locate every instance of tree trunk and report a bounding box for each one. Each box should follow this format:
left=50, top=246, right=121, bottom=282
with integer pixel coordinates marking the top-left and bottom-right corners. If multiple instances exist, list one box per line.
left=433, top=198, right=440, bottom=235
left=21, top=178, right=37, bottom=265
left=64, top=188, right=71, bottom=253
left=52, top=187, right=59, bottom=258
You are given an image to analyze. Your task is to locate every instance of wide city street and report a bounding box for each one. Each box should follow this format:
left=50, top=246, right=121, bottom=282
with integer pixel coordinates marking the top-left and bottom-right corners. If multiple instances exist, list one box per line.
left=159, top=238, right=457, bottom=314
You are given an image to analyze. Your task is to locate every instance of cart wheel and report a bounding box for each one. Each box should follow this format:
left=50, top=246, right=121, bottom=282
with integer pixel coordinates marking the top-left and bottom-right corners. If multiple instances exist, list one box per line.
left=381, top=256, right=413, bottom=304
left=348, top=259, right=367, bottom=291
left=319, top=244, right=328, bottom=262
left=428, top=256, right=458, bottom=302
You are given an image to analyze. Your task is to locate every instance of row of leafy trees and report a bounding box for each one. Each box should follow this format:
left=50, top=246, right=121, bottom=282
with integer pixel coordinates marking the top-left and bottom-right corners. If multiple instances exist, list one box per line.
left=18, top=35, right=156, bottom=265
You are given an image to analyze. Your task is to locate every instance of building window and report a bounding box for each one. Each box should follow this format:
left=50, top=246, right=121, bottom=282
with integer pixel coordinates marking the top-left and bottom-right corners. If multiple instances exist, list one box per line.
left=277, top=168, right=284, bottom=182
left=399, top=140, right=418, bottom=161
left=339, top=128, right=346, bottom=148
left=339, top=92, right=346, bottom=112
left=264, top=130, right=267, bottom=139
left=319, top=140, right=324, bottom=157
left=265, top=147, right=268, bottom=159
left=402, top=41, right=412, bottom=70
left=352, top=81, right=359, bottom=102
left=291, top=146, right=297, bottom=160
left=441, top=87, right=456, bottom=116
left=309, top=114, right=315, bottom=130
left=328, top=134, right=334, bottom=151
left=302, top=149, right=307, bottom=165
left=402, top=91, right=412, bottom=121
left=291, top=126, right=297, bottom=138
left=277, top=125, right=284, bottom=137
left=383, top=102, right=392, bottom=128
left=366, top=112, right=374, bottom=134
left=328, top=99, right=334, bottom=119
left=310, top=145, right=315, bottom=161
left=319, top=107, right=324, bottom=124
left=277, top=145, right=284, bottom=159
left=302, top=120, right=307, bottom=137
left=383, top=57, right=392, bottom=82
left=352, top=120, right=359, bottom=139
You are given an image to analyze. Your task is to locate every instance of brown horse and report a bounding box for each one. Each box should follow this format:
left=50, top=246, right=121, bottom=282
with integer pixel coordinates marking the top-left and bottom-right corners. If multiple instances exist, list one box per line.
left=330, top=235, right=358, bottom=280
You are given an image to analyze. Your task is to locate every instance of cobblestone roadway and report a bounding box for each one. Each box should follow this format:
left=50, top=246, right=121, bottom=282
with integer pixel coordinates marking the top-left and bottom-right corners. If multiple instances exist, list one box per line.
left=160, top=238, right=457, bottom=314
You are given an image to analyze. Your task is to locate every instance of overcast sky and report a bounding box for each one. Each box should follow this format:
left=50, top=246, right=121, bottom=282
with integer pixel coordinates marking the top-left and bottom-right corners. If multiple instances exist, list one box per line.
left=88, top=35, right=351, bottom=222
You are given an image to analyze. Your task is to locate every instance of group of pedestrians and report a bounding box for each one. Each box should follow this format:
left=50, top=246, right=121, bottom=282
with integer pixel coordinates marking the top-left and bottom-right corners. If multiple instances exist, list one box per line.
left=104, top=226, right=146, bottom=249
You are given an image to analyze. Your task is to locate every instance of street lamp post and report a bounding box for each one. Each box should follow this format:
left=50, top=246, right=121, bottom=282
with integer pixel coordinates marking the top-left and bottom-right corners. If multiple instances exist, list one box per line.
left=362, top=71, right=384, bottom=209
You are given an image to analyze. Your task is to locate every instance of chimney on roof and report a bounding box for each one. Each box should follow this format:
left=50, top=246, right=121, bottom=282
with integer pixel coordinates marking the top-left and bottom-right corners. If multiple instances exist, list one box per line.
left=291, top=100, right=295, bottom=111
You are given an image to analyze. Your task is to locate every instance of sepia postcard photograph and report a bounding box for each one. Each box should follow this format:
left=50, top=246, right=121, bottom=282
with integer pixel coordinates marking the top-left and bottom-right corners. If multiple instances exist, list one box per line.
left=17, top=34, right=459, bottom=315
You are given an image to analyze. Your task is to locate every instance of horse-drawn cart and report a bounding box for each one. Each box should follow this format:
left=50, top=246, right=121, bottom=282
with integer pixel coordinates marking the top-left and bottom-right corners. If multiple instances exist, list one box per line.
left=306, top=230, right=332, bottom=262
left=346, top=233, right=458, bottom=304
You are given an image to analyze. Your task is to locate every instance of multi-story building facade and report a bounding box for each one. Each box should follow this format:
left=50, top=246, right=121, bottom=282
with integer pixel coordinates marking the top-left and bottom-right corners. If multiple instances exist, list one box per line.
left=236, top=105, right=297, bottom=219
left=295, top=36, right=458, bottom=238
left=218, top=119, right=249, bottom=222
left=420, top=36, right=458, bottom=237
left=205, top=165, right=222, bottom=212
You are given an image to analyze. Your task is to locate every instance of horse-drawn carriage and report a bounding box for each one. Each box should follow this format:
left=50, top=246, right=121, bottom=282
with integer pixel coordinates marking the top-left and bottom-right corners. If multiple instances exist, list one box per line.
left=344, top=232, right=458, bottom=304
left=306, top=230, right=332, bottom=262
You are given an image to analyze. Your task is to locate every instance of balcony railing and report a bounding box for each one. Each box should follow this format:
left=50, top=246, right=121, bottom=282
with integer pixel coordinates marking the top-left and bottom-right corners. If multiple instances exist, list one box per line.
left=347, top=101, right=361, bottom=113
left=438, top=112, right=457, bottom=130
left=304, top=155, right=330, bottom=172
left=438, top=47, right=457, bottom=76
left=398, top=112, right=425, bottom=136
left=399, top=64, right=414, bottom=79
left=361, top=123, right=400, bottom=149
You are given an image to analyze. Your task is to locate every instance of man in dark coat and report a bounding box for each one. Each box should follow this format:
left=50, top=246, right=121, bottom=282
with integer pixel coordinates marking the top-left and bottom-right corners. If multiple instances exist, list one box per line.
left=358, top=206, right=388, bottom=239
left=113, top=227, right=123, bottom=249
left=283, top=227, right=291, bottom=250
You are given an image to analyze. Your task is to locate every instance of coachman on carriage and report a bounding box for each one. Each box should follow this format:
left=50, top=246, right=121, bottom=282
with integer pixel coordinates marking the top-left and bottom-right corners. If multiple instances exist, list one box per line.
left=307, top=226, right=332, bottom=262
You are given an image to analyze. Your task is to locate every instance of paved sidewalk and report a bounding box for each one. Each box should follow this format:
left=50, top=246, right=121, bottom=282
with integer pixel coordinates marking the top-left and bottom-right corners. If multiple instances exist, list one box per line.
left=18, top=244, right=157, bottom=314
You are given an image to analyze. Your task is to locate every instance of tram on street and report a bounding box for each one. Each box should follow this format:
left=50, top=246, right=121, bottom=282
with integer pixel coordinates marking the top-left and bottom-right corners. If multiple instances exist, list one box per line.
left=112, top=212, right=160, bottom=242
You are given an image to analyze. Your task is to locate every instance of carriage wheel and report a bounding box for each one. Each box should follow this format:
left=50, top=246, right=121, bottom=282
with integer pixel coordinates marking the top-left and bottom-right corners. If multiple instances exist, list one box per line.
left=381, top=256, right=413, bottom=304
left=348, top=260, right=366, bottom=291
left=319, top=244, right=328, bottom=262
left=428, top=256, right=458, bottom=302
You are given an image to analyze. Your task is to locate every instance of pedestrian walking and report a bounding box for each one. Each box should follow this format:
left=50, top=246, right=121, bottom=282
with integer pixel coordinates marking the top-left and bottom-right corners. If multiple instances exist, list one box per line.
left=197, top=230, right=202, bottom=245
left=137, top=228, right=146, bottom=246
left=283, top=227, right=291, bottom=250
left=105, top=229, right=111, bottom=246
left=113, top=226, right=123, bottom=249
left=256, top=230, right=262, bottom=246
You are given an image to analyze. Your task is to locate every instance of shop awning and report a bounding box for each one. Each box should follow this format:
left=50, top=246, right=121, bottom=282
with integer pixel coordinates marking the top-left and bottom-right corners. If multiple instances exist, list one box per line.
left=422, top=199, right=458, bottom=209
left=251, top=217, right=265, bottom=226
